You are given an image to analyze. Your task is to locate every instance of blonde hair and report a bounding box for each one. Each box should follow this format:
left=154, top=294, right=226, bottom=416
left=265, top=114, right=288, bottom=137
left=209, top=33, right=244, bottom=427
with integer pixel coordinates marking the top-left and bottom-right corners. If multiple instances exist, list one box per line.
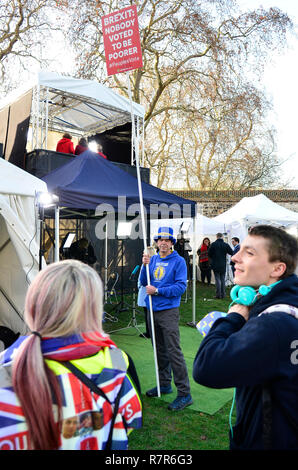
left=12, top=260, right=104, bottom=450
left=23, top=259, right=104, bottom=337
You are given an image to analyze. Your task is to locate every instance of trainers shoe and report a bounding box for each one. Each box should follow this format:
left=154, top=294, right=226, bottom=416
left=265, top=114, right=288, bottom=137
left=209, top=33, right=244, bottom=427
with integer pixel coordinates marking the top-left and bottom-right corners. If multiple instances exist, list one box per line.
left=146, top=385, right=173, bottom=397
left=168, top=394, right=193, bottom=411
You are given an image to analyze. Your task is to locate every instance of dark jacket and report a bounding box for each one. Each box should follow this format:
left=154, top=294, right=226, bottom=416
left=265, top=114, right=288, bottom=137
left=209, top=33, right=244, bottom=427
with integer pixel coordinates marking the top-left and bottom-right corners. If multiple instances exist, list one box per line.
left=208, top=238, right=233, bottom=273
left=75, top=144, right=88, bottom=155
left=230, top=243, right=240, bottom=273
left=193, top=274, right=298, bottom=450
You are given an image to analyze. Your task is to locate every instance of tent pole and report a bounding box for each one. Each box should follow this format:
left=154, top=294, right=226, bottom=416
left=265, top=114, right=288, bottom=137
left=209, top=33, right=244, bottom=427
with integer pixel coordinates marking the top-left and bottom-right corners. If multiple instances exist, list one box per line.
left=187, top=213, right=197, bottom=328
left=54, top=206, right=60, bottom=262
left=142, top=118, right=145, bottom=167
left=105, top=221, right=108, bottom=303
left=37, top=83, right=40, bottom=148
left=192, top=213, right=197, bottom=325
left=126, top=71, right=160, bottom=398
left=45, top=87, right=49, bottom=150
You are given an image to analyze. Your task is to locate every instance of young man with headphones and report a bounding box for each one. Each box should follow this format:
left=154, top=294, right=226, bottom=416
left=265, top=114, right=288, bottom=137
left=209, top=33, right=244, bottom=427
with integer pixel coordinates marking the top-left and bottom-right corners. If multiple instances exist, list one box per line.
left=193, top=225, right=298, bottom=450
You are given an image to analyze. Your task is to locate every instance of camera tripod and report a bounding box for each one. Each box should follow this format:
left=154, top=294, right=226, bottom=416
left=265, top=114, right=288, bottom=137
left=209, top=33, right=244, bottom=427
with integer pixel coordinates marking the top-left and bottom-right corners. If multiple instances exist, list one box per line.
left=108, top=270, right=145, bottom=335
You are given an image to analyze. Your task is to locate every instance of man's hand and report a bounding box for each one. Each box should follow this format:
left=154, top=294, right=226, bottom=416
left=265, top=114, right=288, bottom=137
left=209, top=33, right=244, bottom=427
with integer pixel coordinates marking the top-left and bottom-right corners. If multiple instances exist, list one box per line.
left=227, top=303, right=250, bottom=321
left=142, top=253, right=150, bottom=265
left=146, top=285, right=157, bottom=295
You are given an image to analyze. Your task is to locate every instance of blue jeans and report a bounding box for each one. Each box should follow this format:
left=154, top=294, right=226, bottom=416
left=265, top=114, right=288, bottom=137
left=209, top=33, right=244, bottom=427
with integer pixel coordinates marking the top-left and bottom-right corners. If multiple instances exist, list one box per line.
left=213, top=271, right=226, bottom=298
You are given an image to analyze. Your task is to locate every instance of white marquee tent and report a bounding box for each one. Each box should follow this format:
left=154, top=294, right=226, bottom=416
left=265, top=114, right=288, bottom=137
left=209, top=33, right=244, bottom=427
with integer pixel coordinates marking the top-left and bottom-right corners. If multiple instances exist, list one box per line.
left=150, top=213, right=225, bottom=249
left=213, top=194, right=298, bottom=242
left=0, top=159, right=47, bottom=335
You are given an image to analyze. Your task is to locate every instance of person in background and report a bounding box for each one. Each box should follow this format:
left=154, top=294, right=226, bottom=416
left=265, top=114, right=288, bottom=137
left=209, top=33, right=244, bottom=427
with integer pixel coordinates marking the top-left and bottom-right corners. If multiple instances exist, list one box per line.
left=75, top=137, right=88, bottom=156
left=0, top=260, right=142, bottom=450
left=208, top=233, right=233, bottom=299
left=230, top=237, right=240, bottom=277
left=56, top=133, right=75, bottom=154
left=193, top=225, right=298, bottom=450
left=197, top=237, right=211, bottom=286
left=97, top=143, right=108, bottom=159
left=174, top=236, right=192, bottom=281
left=137, top=246, right=156, bottom=339
left=140, top=226, right=193, bottom=411
left=69, top=237, right=97, bottom=266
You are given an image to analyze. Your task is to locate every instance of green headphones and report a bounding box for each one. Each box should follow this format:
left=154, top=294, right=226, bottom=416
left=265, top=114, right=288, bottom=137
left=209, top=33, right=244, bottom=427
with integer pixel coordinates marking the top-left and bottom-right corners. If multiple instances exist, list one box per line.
left=230, top=280, right=281, bottom=307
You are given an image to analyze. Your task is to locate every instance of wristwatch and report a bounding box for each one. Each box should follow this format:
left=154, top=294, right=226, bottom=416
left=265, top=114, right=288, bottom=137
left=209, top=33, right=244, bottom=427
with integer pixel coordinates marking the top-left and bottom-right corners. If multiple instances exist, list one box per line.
left=154, top=288, right=159, bottom=296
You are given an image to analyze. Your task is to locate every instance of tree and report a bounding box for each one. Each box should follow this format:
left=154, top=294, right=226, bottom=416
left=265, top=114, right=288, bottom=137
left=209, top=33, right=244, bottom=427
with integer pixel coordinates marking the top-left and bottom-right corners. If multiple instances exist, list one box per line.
left=1, top=1, right=292, bottom=190
left=62, top=0, right=292, bottom=189
left=0, top=0, right=67, bottom=93
left=144, top=72, right=281, bottom=189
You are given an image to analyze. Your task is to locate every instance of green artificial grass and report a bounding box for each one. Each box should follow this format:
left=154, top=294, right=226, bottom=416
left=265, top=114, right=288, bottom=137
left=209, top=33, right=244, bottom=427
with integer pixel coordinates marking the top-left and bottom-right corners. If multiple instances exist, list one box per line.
left=111, top=325, right=233, bottom=415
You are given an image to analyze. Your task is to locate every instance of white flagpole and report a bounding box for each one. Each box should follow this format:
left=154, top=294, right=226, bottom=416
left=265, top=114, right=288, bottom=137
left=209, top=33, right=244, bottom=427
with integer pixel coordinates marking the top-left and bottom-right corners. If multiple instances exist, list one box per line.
left=126, top=71, right=160, bottom=397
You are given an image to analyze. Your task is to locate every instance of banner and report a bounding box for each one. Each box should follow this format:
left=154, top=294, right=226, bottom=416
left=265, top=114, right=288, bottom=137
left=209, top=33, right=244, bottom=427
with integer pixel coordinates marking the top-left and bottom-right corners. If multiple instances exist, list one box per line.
left=102, top=4, right=143, bottom=76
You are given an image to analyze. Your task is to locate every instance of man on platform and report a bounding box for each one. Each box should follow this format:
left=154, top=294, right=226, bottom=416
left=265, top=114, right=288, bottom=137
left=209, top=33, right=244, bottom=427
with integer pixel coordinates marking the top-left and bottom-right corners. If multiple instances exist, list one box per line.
left=140, top=226, right=193, bottom=411
left=56, top=133, right=75, bottom=154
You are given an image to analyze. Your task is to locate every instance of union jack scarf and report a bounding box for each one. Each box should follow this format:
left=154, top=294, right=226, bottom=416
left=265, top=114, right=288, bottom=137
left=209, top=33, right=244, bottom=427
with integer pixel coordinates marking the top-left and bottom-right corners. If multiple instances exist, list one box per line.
left=0, top=333, right=142, bottom=450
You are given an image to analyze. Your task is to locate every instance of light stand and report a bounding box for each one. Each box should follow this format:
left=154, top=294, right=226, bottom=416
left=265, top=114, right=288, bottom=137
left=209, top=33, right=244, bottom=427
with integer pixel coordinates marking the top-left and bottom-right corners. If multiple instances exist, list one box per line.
left=39, top=205, right=45, bottom=271
left=36, top=192, right=59, bottom=270
left=118, top=238, right=128, bottom=312
left=116, top=222, right=133, bottom=313
left=109, top=265, right=145, bottom=335
left=108, top=221, right=144, bottom=334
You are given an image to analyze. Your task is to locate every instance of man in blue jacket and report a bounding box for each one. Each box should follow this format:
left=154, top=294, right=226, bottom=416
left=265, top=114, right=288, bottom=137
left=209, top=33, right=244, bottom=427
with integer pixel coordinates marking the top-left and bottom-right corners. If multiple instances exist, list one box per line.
left=140, top=226, right=193, bottom=411
left=193, top=225, right=298, bottom=449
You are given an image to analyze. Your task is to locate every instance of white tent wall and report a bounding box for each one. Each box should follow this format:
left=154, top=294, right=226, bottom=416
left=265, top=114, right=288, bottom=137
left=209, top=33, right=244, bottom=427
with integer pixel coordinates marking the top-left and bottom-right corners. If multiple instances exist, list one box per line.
left=0, top=196, right=39, bottom=335
left=0, top=160, right=48, bottom=335
left=150, top=213, right=226, bottom=249
left=150, top=213, right=228, bottom=285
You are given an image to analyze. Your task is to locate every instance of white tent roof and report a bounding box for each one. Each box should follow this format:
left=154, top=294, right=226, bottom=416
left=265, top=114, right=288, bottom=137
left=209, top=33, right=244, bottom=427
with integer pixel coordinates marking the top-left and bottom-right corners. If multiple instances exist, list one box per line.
left=150, top=213, right=225, bottom=251
left=0, top=71, right=145, bottom=136
left=0, top=158, right=47, bottom=196
left=213, top=194, right=298, bottom=228
left=0, top=159, right=47, bottom=336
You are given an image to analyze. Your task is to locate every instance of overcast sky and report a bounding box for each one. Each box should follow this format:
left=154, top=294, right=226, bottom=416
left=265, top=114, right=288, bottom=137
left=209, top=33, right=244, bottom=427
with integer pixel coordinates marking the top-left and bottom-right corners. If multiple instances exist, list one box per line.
left=236, top=0, right=298, bottom=189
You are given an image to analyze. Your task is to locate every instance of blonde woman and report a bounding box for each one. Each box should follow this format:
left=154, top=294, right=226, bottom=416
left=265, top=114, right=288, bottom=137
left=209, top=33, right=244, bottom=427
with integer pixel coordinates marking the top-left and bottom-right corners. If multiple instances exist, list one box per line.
left=0, top=260, right=142, bottom=450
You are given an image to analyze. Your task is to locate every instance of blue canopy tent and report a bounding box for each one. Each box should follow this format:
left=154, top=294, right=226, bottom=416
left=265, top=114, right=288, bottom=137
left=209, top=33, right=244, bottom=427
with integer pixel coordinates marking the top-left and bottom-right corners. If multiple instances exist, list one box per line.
left=42, top=150, right=196, bottom=218
left=41, top=150, right=197, bottom=308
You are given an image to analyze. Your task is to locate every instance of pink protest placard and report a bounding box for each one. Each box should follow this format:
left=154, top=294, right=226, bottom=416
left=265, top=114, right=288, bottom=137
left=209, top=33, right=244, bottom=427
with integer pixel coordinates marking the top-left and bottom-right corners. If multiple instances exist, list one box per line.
left=102, top=4, right=143, bottom=76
